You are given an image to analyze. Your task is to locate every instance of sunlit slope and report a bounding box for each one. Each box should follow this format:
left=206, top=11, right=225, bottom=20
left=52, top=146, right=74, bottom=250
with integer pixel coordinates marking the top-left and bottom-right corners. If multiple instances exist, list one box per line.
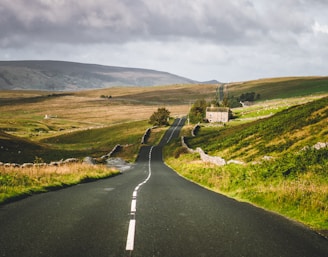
left=227, top=76, right=328, bottom=99
left=187, top=96, right=328, bottom=162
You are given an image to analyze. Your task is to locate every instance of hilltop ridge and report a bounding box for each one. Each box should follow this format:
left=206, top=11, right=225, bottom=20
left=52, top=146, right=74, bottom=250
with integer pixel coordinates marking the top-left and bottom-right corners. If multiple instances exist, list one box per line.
left=0, top=60, right=198, bottom=91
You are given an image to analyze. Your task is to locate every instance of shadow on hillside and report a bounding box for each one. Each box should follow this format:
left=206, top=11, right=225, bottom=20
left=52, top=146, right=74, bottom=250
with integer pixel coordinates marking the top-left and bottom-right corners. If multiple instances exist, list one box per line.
left=0, top=93, right=72, bottom=106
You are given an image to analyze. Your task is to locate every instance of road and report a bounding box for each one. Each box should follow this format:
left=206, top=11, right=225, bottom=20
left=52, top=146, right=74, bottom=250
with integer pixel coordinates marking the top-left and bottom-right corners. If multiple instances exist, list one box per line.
left=1, top=118, right=328, bottom=257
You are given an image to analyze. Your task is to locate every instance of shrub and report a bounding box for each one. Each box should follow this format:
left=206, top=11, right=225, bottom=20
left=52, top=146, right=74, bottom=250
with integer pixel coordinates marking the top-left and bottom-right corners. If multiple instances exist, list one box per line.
left=149, top=107, right=170, bottom=126
left=174, top=147, right=189, bottom=158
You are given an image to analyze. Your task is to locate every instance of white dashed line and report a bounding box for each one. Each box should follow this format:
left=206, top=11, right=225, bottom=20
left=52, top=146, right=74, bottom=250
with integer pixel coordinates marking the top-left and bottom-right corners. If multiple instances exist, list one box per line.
left=125, top=146, right=154, bottom=252
left=126, top=219, right=136, bottom=251
left=131, top=199, right=137, bottom=213
left=166, top=118, right=182, bottom=143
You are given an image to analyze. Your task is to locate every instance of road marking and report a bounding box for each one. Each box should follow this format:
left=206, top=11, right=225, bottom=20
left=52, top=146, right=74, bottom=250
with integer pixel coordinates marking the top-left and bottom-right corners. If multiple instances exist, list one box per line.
left=125, top=146, right=154, bottom=252
left=126, top=219, right=136, bottom=251
left=131, top=199, right=137, bottom=213
left=166, top=118, right=183, bottom=143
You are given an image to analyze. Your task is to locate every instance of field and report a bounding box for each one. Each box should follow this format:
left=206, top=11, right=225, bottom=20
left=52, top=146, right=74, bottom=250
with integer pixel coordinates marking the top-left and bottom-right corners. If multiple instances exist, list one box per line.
left=0, top=84, right=217, bottom=139
left=0, top=83, right=217, bottom=202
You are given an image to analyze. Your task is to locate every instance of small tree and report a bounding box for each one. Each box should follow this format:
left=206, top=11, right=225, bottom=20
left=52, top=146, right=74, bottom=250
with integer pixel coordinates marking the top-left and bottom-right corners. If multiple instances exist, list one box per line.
left=189, top=99, right=207, bottom=123
left=149, top=107, right=170, bottom=126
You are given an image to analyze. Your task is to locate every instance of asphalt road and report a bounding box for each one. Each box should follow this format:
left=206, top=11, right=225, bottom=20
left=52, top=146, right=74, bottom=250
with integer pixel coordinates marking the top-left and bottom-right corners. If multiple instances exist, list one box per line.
left=1, top=118, right=328, bottom=257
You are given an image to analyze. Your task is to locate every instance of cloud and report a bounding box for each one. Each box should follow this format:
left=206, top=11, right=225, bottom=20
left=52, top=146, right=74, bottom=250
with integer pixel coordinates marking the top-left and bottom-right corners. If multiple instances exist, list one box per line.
left=0, top=0, right=315, bottom=46
left=0, top=0, right=279, bottom=46
left=313, top=22, right=328, bottom=34
left=0, top=0, right=327, bottom=81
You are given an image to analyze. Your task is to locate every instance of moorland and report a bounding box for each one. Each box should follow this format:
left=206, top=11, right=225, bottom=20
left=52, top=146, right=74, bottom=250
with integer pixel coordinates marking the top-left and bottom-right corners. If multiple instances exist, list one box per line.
left=0, top=60, right=197, bottom=90
left=1, top=76, right=328, bottom=234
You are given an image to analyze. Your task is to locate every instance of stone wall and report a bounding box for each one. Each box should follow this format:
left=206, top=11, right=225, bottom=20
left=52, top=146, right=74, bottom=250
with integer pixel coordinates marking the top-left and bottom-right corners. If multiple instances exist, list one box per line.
left=181, top=136, right=226, bottom=166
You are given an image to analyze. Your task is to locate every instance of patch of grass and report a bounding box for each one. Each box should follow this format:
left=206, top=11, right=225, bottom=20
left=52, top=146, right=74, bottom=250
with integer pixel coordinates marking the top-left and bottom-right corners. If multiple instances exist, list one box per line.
left=0, top=163, right=120, bottom=204
left=165, top=148, right=328, bottom=230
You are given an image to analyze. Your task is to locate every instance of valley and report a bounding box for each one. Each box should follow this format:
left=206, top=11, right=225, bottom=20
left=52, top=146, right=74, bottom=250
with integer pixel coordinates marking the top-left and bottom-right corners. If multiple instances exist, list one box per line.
left=1, top=76, right=328, bottom=234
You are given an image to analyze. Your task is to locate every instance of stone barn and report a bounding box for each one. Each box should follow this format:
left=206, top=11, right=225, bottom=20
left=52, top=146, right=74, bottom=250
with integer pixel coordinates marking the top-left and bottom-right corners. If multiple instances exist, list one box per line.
left=206, top=106, right=231, bottom=123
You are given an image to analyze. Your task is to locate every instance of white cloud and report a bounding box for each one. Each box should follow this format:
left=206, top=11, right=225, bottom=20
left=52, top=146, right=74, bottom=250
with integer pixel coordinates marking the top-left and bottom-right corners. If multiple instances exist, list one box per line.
left=313, top=21, right=328, bottom=35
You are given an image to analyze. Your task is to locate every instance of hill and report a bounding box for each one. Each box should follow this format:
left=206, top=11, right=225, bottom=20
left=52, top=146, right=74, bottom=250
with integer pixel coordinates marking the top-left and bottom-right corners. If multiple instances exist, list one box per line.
left=165, top=95, right=328, bottom=230
left=227, top=76, right=328, bottom=100
left=186, top=96, right=328, bottom=161
left=0, top=131, right=44, bottom=163
left=0, top=77, right=327, bottom=164
left=0, top=60, right=197, bottom=91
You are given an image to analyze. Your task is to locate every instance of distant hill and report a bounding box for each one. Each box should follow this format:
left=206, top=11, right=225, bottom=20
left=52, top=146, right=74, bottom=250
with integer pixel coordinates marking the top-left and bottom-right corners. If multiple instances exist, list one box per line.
left=227, top=76, right=328, bottom=100
left=0, top=60, right=198, bottom=91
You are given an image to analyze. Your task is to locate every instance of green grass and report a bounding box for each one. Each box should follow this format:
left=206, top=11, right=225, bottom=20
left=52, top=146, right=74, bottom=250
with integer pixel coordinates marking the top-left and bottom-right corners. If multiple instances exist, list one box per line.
left=164, top=96, right=328, bottom=230
left=0, top=120, right=164, bottom=163
left=228, top=76, right=328, bottom=100
left=186, top=96, right=328, bottom=162
left=165, top=147, right=328, bottom=230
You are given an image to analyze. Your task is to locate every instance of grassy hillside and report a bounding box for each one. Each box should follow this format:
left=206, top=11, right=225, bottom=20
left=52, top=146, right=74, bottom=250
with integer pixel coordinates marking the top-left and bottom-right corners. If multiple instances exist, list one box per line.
left=0, top=120, right=163, bottom=163
left=40, top=120, right=161, bottom=162
left=0, top=131, right=45, bottom=163
left=1, top=77, right=327, bottom=163
left=227, top=76, right=328, bottom=100
left=165, top=96, right=328, bottom=231
left=0, top=83, right=219, bottom=163
left=187, top=96, right=328, bottom=162
left=75, top=83, right=218, bottom=105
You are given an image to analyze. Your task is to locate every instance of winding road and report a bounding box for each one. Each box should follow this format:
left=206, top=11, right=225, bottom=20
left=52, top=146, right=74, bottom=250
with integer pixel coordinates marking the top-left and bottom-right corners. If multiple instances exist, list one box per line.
left=1, top=118, right=328, bottom=257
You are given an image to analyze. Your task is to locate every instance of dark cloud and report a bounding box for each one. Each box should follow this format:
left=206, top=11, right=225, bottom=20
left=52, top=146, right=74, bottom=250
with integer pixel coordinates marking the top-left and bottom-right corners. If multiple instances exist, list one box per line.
left=0, top=0, right=327, bottom=81
left=0, top=0, right=275, bottom=46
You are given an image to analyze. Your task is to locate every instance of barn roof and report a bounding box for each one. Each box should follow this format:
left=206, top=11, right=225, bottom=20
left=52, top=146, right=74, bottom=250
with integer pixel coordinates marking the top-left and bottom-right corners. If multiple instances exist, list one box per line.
left=206, top=107, right=230, bottom=112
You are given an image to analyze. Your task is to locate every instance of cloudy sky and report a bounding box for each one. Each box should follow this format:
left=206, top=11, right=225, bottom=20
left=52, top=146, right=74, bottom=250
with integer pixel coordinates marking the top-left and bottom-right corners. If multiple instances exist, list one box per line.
left=1, top=0, right=328, bottom=82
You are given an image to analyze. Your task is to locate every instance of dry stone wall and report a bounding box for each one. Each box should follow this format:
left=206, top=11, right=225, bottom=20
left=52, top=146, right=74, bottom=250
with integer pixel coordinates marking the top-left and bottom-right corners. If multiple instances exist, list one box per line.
left=181, top=136, right=227, bottom=166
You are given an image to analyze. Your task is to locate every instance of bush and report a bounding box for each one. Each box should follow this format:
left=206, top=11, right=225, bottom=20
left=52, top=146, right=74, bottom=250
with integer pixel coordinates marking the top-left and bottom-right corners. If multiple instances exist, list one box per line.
left=149, top=107, right=170, bottom=126
left=189, top=99, right=207, bottom=123
left=174, top=147, right=189, bottom=158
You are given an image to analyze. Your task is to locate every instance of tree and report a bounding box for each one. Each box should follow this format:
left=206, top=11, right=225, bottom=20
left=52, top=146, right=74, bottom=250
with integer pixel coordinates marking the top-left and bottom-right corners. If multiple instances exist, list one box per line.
left=189, top=99, right=207, bottom=123
left=239, top=92, right=260, bottom=102
left=149, top=107, right=170, bottom=126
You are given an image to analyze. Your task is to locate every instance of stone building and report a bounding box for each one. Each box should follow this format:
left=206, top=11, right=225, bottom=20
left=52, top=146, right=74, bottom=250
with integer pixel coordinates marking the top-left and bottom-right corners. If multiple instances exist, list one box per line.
left=206, top=106, right=231, bottom=123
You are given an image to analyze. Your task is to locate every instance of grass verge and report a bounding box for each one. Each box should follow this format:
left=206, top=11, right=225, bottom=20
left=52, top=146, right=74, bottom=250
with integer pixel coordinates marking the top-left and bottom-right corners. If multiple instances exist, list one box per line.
left=0, top=163, right=120, bottom=204
left=164, top=146, right=328, bottom=231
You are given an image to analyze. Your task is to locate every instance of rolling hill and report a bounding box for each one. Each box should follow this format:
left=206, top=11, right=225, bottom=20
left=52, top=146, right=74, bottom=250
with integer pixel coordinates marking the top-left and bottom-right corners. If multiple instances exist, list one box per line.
left=0, top=131, right=44, bottom=163
left=1, top=76, right=327, bottom=164
left=227, top=76, right=328, bottom=99
left=185, top=96, right=328, bottom=162
left=166, top=95, right=328, bottom=231
left=0, top=60, right=198, bottom=91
